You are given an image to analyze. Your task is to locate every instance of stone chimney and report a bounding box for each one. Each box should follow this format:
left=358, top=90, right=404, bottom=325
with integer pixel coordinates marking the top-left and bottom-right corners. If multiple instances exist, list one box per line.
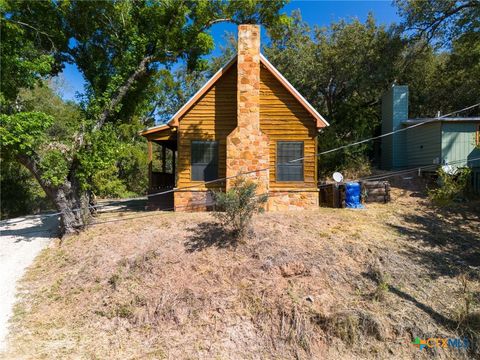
left=237, top=24, right=261, bottom=130
left=226, top=24, right=269, bottom=192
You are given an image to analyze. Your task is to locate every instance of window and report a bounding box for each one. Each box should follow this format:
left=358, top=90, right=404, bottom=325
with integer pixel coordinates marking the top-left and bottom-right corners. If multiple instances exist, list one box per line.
left=276, top=141, right=304, bottom=181
left=191, top=140, right=218, bottom=181
left=477, top=124, right=480, bottom=146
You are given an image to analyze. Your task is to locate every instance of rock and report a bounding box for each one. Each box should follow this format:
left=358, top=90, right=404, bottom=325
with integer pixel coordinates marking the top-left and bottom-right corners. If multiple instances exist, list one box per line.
left=305, top=295, right=314, bottom=303
left=279, top=261, right=309, bottom=277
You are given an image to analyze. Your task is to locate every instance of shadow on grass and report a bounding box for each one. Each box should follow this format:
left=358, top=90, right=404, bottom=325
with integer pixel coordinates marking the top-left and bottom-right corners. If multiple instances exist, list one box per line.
left=184, top=221, right=238, bottom=252
left=96, top=199, right=150, bottom=214
left=363, top=270, right=457, bottom=330
left=388, top=202, right=480, bottom=279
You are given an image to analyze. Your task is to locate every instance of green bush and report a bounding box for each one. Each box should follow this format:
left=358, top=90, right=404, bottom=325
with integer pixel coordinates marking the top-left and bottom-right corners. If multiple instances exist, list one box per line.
left=429, top=167, right=472, bottom=206
left=213, top=178, right=268, bottom=240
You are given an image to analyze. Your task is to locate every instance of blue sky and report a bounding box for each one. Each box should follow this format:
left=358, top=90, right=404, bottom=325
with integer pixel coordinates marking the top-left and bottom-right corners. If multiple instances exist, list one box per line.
left=59, top=0, right=400, bottom=101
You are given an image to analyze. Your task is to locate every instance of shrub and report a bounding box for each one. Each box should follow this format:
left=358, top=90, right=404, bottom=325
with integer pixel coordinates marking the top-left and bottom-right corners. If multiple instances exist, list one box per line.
left=429, top=167, right=472, bottom=206
left=213, top=178, right=268, bottom=240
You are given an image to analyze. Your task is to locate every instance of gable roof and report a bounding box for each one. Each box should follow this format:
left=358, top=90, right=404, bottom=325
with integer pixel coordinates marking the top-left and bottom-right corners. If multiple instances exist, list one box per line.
left=141, top=54, right=329, bottom=136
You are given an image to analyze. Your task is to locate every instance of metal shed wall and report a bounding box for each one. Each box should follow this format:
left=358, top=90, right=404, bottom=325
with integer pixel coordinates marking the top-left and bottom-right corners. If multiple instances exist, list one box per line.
left=405, top=122, right=442, bottom=166
left=441, top=122, right=480, bottom=167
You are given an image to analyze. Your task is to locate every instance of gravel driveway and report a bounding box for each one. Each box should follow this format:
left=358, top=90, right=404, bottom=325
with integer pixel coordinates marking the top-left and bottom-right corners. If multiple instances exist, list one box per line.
left=0, top=214, right=58, bottom=352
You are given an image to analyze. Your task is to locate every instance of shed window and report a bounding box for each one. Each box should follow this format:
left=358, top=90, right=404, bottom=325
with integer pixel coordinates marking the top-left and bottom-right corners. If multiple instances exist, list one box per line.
left=191, top=141, right=218, bottom=181
left=277, top=141, right=304, bottom=181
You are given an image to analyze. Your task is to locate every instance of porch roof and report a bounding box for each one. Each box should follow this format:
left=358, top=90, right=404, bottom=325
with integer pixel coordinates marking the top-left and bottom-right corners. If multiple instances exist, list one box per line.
left=141, top=123, right=177, bottom=149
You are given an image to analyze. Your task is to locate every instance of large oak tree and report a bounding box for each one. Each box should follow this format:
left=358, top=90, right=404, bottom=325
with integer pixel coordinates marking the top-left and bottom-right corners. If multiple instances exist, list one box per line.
left=1, top=0, right=289, bottom=235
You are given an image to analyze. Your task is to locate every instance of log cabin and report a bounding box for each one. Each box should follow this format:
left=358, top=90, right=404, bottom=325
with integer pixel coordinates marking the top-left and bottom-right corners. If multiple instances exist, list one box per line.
left=140, top=24, right=329, bottom=211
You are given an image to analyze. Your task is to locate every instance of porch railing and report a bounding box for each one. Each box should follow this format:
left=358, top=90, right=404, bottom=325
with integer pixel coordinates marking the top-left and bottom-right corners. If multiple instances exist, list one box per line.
left=151, top=171, right=175, bottom=190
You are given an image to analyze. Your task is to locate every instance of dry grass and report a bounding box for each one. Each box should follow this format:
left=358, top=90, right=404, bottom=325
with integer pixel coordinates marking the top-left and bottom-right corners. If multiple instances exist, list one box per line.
left=2, top=187, right=480, bottom=359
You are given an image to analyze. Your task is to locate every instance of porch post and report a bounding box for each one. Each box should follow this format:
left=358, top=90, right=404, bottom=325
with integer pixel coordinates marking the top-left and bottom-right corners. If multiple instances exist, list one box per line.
left=147, top=140, right=152, bottom=190
left=162, top=143, right=166, bottom=173
left=172, top=150, right=176, bottom=184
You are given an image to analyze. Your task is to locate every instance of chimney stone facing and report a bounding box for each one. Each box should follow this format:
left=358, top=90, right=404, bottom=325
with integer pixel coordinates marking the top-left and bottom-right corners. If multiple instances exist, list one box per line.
left=226, top=24, right=269, bottom=192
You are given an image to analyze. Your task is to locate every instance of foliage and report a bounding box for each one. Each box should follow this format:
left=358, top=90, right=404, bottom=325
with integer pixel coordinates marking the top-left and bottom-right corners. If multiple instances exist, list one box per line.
left=1, top=0, right=288, bottom=231
left=213, top=178, right=268, bottom=240
left=0, top=0, right=66, bottom=105
left=0, top=158, right=53, bottom=219
left=152, top=68, right=208, bottom=123
left=265, top=12, right=405, bottom=176
left=395, top=0, right=480, bottom=46
left=0, top=112, right=54, bottom=155
left=394, top=0, right=480, bottom=117
left=38, top=150, right=70, bottom=187
left=429, top=167, right=472, bottom=206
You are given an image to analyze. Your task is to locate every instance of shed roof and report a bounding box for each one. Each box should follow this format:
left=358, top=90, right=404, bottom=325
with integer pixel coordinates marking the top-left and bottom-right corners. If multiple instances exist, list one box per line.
left=402, top=117, right=480, bottom=125
left=140, top=53, right=329, bottom=136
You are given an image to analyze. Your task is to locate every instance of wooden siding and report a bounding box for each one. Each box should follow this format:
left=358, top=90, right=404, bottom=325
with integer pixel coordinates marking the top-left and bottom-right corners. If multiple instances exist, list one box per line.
left=405, top=122, right=441, bottom=166
left=259, top=64, right=318, bottom=189
left=177, top=66, right=237, bottom=189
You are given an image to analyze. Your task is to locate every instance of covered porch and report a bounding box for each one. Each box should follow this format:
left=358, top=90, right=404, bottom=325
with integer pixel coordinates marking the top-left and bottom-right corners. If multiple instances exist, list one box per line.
left=143, top=124, right=178, bottom=209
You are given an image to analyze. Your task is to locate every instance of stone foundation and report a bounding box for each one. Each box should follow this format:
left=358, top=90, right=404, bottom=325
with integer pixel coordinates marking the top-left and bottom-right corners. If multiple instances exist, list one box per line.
left=174, top=190, right=215, bottom=212
left=267, top=190, right=319, bottom=211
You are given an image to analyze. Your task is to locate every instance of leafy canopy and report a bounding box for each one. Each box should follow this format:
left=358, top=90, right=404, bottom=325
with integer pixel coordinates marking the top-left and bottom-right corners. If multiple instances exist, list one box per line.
left=1, top=0, right=289, bottom=190
left=265, top=12, right=405, bottom=175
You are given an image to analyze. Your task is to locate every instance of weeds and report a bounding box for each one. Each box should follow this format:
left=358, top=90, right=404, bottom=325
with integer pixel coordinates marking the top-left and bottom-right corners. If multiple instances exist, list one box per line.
left=455, top=273, right=480, bottom=357
left=280, top=305, right=313, bottom=353
left=318, top=310, right=385, bottom=345
left=367, top=260, right=390, bottom=302
left=456, top=273, right=479, bottom=331
left=429, top=167, right=472, bottom=206
left=213, top=177, right=268, bottom=241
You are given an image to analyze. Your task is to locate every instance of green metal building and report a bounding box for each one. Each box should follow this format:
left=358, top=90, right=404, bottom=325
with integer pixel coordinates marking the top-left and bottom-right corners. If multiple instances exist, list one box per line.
left=381, top=84, right=480, bottom=170
left=381, top=84, right=480, bottom=191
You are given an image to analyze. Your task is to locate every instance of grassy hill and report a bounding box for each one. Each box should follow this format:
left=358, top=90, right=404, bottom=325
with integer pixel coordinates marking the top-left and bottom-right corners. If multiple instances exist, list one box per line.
left=3, top=188, right=480, bottom=359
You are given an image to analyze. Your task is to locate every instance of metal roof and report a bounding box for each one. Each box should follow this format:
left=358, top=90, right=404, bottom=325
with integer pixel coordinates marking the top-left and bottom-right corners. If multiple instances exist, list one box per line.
left=402, top=117, right=480, bottom=125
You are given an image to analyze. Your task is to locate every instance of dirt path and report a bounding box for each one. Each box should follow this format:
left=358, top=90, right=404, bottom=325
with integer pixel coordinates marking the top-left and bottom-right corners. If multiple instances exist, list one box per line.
left=0, top=214, right=58, bottom=352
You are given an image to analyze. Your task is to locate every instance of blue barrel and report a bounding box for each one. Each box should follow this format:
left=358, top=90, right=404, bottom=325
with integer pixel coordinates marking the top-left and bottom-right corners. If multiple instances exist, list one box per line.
left=345, top=182, right=364, bottom=209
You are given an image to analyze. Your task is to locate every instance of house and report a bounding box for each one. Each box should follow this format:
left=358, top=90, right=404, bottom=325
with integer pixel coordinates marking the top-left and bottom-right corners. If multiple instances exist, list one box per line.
left=381, top=84, right=480, bottom=170
left=140, top=24, right=329, bottom=211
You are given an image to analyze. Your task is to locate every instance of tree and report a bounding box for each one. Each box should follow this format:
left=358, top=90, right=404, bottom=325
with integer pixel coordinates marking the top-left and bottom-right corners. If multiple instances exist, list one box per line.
left=395, top=0, right=480, bottom=45
left=1, top=0, right=289, bottom=235
left=395, top=0, right=480, bottom=117
left=264, top=12, right=405, bottom=176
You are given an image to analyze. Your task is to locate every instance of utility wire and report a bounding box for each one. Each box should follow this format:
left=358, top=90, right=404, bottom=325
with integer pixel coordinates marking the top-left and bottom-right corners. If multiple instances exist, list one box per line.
left=6, top=153, right=479, bottom=237
left=5, top=102, right=479, bottom=223
left=360, top=156, right=480, bottom=182
left=289, top=102, right=480, bottom=162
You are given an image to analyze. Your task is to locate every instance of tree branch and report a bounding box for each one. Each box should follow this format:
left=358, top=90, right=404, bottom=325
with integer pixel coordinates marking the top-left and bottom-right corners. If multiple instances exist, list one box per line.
left=409, top=1, right=478, bottom=42
left=4, top=18, right=57, bottom=50
left=16, top=153, right=55, bottom=198
left=95, top=16, right=234, bottom=130
left=95, top=55, right=155, bottom=130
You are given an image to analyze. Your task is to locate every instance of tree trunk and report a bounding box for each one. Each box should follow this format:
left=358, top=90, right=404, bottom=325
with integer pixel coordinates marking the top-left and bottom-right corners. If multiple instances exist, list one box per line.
left=17, top=154, right=94, bottom=237
left=53, top=180, right=93, bottom=236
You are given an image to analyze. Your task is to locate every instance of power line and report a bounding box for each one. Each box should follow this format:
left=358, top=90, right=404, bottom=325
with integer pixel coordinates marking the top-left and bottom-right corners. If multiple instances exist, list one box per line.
left=5, top=154, right=478, bottom=237
left=6, top=102, right=479, bottom=223
left=360, top=156, right=480, bottom=182
left=289, top=102, right=480, bottom=162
